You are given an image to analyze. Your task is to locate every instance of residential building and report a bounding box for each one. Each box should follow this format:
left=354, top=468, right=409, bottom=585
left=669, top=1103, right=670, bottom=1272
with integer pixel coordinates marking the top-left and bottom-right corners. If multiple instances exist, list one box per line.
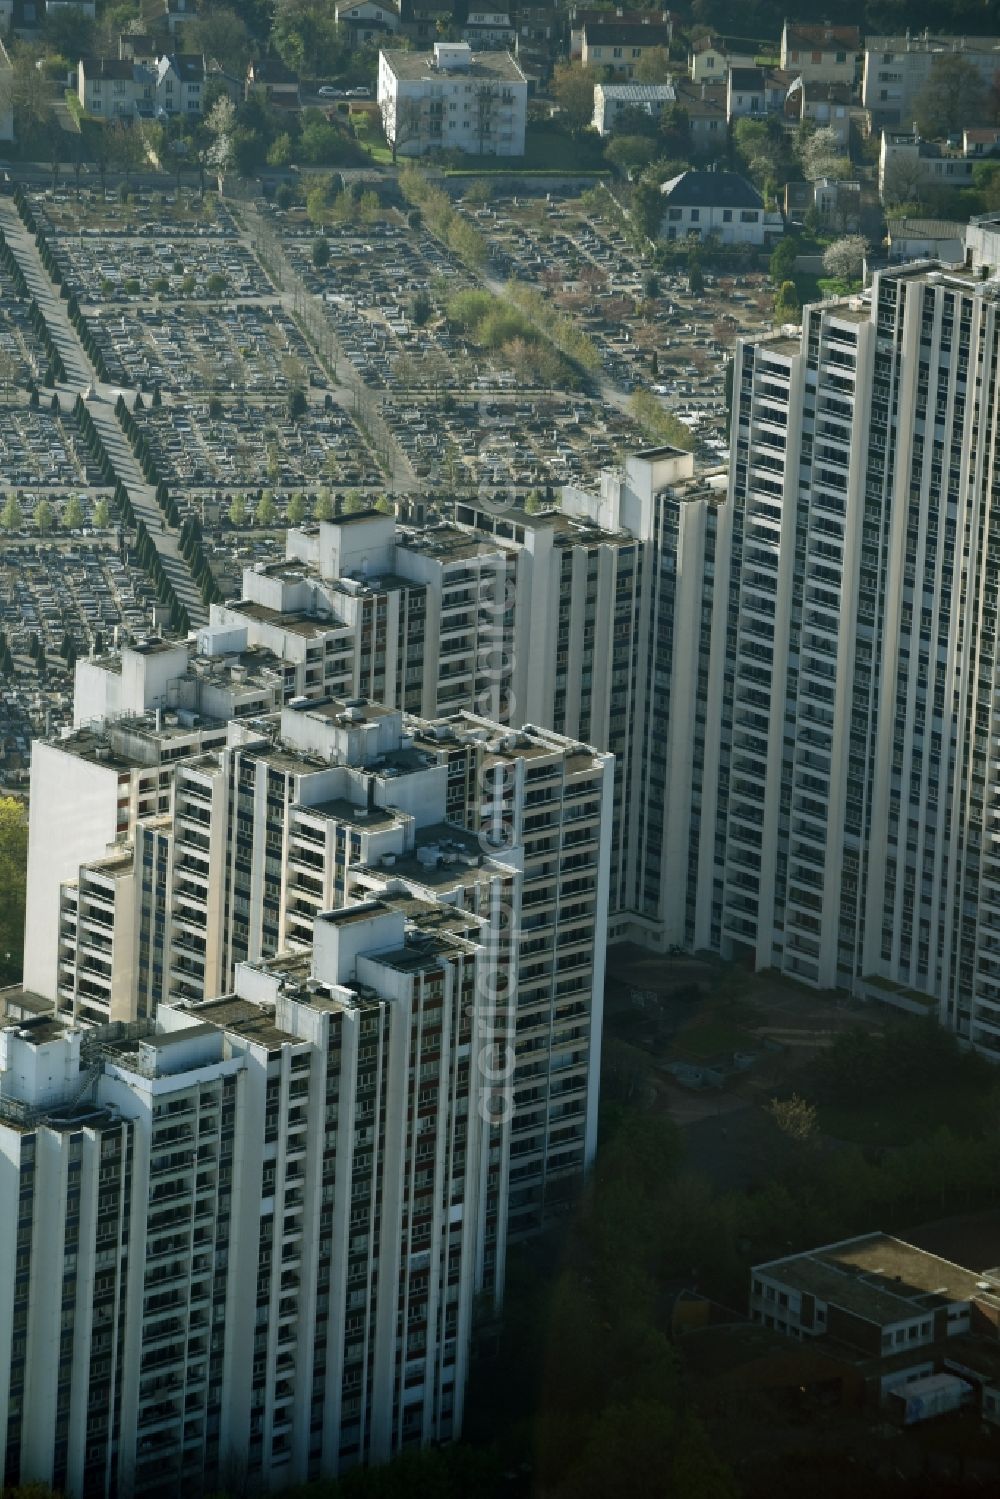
left=570, top=5, right=672, bottom=61
left=246, top=56, right=301, bottom=109
left=26, top=623, right=614, bottom=1237
left=0, top=875, right=513, bottom=1495
left=592, top=80, right=676, bottom=136
left=154, top=52, right=205, bottom=116
left=963, top=126, right=1000, bottom=158
left=785, top=78, right=856, bottom=144
left=751, top=1233, right=1000, bottom=1420
left=709, top=230, right=1000, bottom=1053
left=658, top=169, right=784, bottom=245
left=77, top=56, right=154, bottom=119
left=580, top=18, right=671, bottom=78
left=779, top=22, right=859, bottom=85
left=461, top=9, right=514, bottom=50
left=724, top=65, right=795, bottom=123
left=689, top=32, right=757, bottom=85
left=335, top=0, right=400, bottom=50
left=47, top=0, right=94, bottom=15
left=377, top=42, right=527, bottom=158
left=398, top=0, right=454, bottom=46
left=214, top=461, right=723, bottom=954
left=674, top=77, right=727, bottom=152
left=885, top=216, right=964, bottom=262
left=862, top=32, right=1000, bottom=129
left=878, top=130, right=974, bottom=204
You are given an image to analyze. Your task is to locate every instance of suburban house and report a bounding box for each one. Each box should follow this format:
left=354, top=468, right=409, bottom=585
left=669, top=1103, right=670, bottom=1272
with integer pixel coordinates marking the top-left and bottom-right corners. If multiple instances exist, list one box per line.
left=593, top=80, right=676, bottom=135
left=377, top=40, right=527, bottom=156
left=886, top=216, right=964, bottom=262
left=689, top=33, right=757, bottom=85
left=335, top=0, right=400, bottom=49
left=963, top=127, right=1000, bottom=158
left=246, top=56, right=301, bottom=109
left=155, top=52, right=204, bottom=115
left=786, top=78, right=855, bottom=145
left=118, top=32, right=159, bottom=63
left=862, top=33, right=1000, bottom=129
left=139, top=0, right=196, bottom=33
left=570, top=6, right=672, bottom=60
left=399, top=0, right=453, bottom=46
left=879, top=131, right=975, bottom=202
left=779, top=22, right=859, bottom=85
left=462, top=10, right=515, bottom=49
left=77, top=56, right=154, bottom=119
left=658, top=169, right=782, bottom=245
left=580, top=19, right=672, bottom=78
left=674, top=78, right=727, bottom=152
left=725, top=65, right=793, bottom=122
left=47, top=0, right=95, bottom=15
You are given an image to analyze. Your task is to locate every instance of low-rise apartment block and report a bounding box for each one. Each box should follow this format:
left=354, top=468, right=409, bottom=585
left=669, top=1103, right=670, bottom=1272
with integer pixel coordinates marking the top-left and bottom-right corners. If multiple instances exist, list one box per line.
left=377, top=42, right=527, bottom=157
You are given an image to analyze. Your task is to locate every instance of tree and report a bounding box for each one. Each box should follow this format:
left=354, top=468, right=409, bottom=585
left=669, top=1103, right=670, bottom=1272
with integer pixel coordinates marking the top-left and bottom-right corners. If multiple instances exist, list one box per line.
left=605, top=135, right=658, bottom=175
left=381, top=93, right=423, bottom=165
left=774, top=280, right=800, bottom=320
left=286, top=492, right=306, bottom=525
left=914, top=54, right=989, bottom=140
left=287, top=386, right=307, bottom=421
left=634, top=46, right=672, bottom=84
left=256, top=490, right=277, bottom=527
left=45, top=4, right=95, bottom=58
left=93, top=497, right=111, bottom=529
left=688, top=252, right=704, bottom=296
left=34, top=499, right=54, bottom=533
left=631, top=177, right=663, bottom=239
left=766, top=1092, right=818, bottom=1143
left=314, top=489, right=334, bottom=521
left=733, top=116, right=784, bottom=187
left=190, top=6, right=251, bottom=73
left=553, top=62, right=595, bottom=132
left=769, top=235, right=798, bottom=285
left=799, top=125, right=850, bottom=183
left=107, top=118, right=146, bottom=185
left=411, top=289, right=433, bottom=327
left=822, top=234, right=868, bottom=283
left=0, top=797, right=28, bottom=984
left=228, top=494, right=248, bottom=526
left=63, top=495, right=84, bottom=530
left=205, top=94, right=236, bottom=193
left=0, top=494, right=22, bottom=532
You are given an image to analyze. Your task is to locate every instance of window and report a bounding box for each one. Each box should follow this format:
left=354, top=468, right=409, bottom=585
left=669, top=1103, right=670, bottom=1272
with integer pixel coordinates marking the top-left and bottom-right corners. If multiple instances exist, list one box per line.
left=613, top=46, right=622, bottom=58
left=740, top=209, right=759, bottom=222
left=836, top=50, right=846, bottom=62
left=812, top=50, right=821, bottom=62
left=690, top=208, right=700, bottom=221
left=723, top=209, right=732, bottom=222
left=667, top=207, right=682, bottom=220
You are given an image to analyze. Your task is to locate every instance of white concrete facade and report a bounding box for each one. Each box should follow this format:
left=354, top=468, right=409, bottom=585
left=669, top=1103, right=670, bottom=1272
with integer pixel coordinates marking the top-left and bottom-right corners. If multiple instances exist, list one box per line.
left=377, top=43, right=527, bottom=157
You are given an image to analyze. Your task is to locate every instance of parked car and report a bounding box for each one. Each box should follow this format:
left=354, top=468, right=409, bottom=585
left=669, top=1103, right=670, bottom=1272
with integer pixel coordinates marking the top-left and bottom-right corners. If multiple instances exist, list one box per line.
left=318, top=86, right=345, bottom=98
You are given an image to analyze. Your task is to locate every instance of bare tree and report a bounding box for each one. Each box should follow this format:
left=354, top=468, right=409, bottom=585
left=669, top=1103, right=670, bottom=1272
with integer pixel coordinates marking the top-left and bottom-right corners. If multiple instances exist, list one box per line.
left=381, top=93, right=422, bottom=164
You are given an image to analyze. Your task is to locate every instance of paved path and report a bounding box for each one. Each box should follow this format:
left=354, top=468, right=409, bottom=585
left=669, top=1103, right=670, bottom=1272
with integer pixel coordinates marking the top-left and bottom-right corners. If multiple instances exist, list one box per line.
left=0, top=200, right=206, bottom=625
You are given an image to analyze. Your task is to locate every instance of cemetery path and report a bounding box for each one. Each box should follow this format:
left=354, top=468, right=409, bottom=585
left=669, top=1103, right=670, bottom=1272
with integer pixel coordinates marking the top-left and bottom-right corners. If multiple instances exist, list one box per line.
left=0, top=201, right=207, bottom=626
left=0, top=200, right=96, bottom=389
left=89, top=402, right=207, bottom=626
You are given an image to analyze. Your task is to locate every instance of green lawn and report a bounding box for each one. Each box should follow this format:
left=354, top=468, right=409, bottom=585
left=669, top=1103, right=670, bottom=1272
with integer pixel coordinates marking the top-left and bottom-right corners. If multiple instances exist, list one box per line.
left=672, top=1020, right=755, bottom=1060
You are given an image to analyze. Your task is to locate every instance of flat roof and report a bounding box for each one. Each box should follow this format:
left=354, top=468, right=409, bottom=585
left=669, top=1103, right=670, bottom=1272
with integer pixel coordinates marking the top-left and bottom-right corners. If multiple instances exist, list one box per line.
left=234, top=601, right=334, bottom=638
left=382, top=47, right=526, bottom=82
left=758, top=1233, right=998, bottom=1325
left=185, top=996, right=300, bottom=1050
